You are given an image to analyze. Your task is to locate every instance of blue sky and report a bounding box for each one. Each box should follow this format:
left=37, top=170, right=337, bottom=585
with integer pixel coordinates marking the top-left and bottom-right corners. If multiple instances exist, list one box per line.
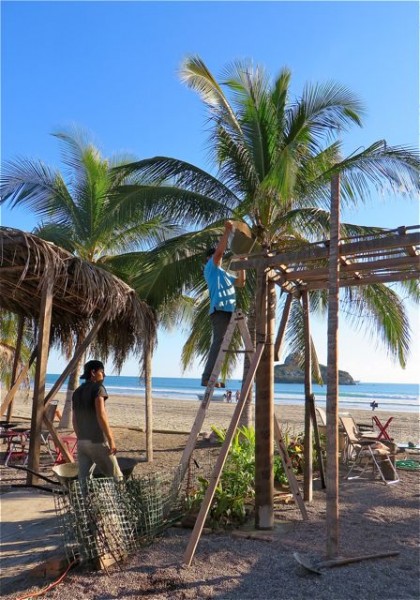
left=1, top=1, right=419, bottom=383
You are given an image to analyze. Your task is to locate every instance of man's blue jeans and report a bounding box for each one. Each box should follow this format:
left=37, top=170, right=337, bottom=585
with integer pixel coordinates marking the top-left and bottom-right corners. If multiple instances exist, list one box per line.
left=201, top=310, right=233, bottom=384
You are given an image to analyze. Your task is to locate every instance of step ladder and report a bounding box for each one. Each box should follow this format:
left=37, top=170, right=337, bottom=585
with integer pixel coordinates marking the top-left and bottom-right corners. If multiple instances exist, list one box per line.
left=174, top=310, right=308, bottom=565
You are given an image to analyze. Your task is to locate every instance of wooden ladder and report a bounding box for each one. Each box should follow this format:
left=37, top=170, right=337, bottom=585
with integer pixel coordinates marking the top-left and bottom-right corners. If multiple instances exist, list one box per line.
left=176, top=310, right=308, bottom=566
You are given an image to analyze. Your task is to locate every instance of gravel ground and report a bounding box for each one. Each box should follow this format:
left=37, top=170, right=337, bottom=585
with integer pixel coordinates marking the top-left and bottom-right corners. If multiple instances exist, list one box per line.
left=2, top=428, right=419, bottom=600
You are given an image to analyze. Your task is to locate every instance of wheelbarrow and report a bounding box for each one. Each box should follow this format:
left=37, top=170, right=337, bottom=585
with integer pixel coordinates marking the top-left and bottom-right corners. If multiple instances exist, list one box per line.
left=52, top=456, right=140, bottom=489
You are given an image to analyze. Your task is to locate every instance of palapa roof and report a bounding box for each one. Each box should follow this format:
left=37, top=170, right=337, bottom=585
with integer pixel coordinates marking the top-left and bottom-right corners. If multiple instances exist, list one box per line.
left=0, top=227, right=157, bottom=371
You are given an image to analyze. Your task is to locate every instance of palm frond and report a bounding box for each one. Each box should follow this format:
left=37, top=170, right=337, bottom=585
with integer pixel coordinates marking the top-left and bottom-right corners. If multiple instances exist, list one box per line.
left=180, top=55, right=242, bottom=134
left=341, top=284, right=412, bottom=367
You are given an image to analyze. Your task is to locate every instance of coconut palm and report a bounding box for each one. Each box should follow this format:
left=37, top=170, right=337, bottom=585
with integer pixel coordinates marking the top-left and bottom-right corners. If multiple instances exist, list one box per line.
left=0, top=312, right=35, bottom=412
left=117, top=56, right=419, bottom=426
left=0, top=128, right=194, bottom=430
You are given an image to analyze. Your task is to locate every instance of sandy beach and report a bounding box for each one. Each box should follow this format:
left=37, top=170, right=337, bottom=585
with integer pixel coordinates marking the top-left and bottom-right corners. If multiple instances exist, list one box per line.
left=5, top=390, right=420, bottom=444
left=2, top=390, right=420, bottom=600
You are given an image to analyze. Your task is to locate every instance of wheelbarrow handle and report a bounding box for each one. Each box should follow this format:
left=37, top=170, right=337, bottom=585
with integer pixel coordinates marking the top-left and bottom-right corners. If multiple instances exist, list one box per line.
left=7, top=464, right=59, bottom=486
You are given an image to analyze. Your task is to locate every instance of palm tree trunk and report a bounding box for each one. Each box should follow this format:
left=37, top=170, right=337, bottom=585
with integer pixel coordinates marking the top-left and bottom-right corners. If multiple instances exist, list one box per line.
left=326, top=173, right=341, bottom=558
left=145, top=347, right=153, bottom=462
left=255, top=271, right=275, bottom=529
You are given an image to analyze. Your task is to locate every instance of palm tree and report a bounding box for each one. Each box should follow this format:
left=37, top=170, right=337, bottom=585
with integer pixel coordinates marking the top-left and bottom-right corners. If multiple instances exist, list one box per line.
left=117, top=56, right=419, bottom=428
left=0, top=128, right=185, bottom=430
left=0, top=312, right=35, bottom=416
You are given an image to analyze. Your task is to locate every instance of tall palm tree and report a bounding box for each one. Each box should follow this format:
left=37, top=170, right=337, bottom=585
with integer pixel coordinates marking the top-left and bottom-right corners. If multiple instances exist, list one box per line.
left=0, top=312, right=35, bottom=404
left=118, top=56, right=419, bottom=426
left=0, top=128, right=186, bottom=429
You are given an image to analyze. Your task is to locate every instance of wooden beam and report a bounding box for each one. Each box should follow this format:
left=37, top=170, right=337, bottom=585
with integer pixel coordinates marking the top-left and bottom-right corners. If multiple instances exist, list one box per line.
left=6, top=315, right=25, bottom=422
left=302, top=291, right=313, bottom=502
left=302, top=269, right=420, bottom=290
left=231, top=230, right=420, bottom=271
left=284, top=255, right=419, bottom=283
left=27, top=275, right=54, bottom=485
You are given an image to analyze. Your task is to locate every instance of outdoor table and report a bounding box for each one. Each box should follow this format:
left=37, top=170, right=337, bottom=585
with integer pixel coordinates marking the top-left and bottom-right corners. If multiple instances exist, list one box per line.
left=372, top=415, right=393, bottom=441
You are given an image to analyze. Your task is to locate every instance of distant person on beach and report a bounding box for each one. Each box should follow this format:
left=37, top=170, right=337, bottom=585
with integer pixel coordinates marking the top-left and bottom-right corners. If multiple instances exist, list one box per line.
left=72, top=360, right=123, bottom=483
left=235, top=390, right=241, bottom=402
left=201, top=220, right=246, bottom=388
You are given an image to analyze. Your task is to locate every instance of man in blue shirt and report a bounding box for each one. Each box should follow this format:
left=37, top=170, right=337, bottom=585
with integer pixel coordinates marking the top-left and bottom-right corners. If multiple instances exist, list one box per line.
left=201, top=221, right=246, bottom=387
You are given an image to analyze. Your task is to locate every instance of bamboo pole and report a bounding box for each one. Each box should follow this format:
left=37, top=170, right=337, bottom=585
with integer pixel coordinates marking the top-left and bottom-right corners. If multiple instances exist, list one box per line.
left=27, top=275, right=54, bottom=484
left=255, top=270, right=274, bottom=529
left=5, top=315, right=25, bottom=422
left=145, top=348, right=153, bottom=462
left=302, top=291, right=313, bottom=502
left=326, top=173, right=341, bottom=558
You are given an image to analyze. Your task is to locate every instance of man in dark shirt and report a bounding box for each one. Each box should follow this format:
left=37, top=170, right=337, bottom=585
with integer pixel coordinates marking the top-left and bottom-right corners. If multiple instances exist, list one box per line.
left=72, top=360, right=123, bottom=483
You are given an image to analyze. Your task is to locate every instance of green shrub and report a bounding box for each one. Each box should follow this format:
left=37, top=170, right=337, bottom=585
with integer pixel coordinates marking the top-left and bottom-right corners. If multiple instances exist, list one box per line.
left=186, top=425, right=307, bottom=529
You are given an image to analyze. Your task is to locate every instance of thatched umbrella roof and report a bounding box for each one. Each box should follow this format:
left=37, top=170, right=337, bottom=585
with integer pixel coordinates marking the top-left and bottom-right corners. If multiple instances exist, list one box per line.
left=0, top=227, right=157, bottom=372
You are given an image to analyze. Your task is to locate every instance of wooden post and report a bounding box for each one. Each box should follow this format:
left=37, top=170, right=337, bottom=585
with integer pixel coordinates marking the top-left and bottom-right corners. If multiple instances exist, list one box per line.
left=145, top=348, right=153, bottom=462
left=6, top=315, right=25, bottom=422
left=255, top=270, right=274, bottom=529
left=27, top=275, right=54, bottom=484
left=302, top=291, right=313, bottom=501
left=326, top=173, right=341, bottom=558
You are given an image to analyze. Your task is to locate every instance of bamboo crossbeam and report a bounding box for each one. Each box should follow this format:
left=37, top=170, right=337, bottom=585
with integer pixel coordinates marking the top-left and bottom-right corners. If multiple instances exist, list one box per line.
left=303, top=269, right=420, bottom=290
left=283, top=255, right=419, bottom=283
left=231, top=230, right=420, bottom=271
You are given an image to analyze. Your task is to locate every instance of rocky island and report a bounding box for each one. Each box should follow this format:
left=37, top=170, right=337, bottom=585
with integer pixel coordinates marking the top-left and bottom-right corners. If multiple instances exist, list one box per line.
left=274, top=352, right=356, bottom=385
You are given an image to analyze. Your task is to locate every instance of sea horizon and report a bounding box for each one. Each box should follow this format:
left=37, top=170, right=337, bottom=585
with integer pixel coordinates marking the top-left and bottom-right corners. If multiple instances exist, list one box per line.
left=45, top=374, right=419, bottom=414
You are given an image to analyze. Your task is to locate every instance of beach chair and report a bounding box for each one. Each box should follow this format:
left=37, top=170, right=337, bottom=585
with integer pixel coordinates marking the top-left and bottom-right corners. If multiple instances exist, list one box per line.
left=339, top=415, right=377, bottom=463
left=340, top=416, right=399, bottom=485
left=315, top=406, right=347, bottom=454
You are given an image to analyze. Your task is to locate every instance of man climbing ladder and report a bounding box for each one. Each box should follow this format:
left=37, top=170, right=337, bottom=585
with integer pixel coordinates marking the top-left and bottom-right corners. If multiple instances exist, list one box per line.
left=201, top=220, right=246, bottom=387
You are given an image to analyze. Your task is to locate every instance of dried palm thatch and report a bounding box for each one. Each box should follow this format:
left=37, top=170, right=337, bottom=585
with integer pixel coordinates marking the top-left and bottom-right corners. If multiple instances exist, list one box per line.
left=0, top=227, right=157, bottom=373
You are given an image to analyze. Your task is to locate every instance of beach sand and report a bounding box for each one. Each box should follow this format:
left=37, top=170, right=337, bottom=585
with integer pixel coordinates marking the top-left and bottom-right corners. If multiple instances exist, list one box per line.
left=1, top=391, right=420, bottom=600
left=6, top=390, right=420, bottom=443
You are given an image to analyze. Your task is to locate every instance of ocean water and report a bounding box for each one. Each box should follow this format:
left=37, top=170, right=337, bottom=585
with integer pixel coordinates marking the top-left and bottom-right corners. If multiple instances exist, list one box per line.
left=45, top=374, right=419, bottom=414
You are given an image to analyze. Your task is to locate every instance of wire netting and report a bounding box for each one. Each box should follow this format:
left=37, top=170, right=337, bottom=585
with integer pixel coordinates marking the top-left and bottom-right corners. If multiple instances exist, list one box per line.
left=54, top=455, right=216, bottom=567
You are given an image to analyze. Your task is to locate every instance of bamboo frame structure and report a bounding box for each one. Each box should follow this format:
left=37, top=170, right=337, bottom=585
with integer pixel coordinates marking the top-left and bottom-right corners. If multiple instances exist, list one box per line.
left=230, top=213, right=419, bottom=561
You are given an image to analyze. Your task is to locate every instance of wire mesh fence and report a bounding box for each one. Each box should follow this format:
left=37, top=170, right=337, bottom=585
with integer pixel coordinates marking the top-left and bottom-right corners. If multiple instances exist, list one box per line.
left=54, top=453, right=218, bottom=568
